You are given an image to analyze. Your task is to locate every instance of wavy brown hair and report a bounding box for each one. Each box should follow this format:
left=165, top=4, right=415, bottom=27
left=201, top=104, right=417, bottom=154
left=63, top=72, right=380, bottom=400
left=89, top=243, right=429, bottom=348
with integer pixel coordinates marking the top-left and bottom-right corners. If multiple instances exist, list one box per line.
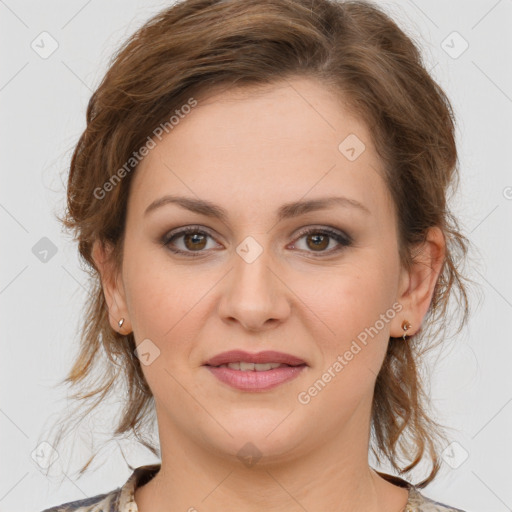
left=41, top=0, right=473, bottom=487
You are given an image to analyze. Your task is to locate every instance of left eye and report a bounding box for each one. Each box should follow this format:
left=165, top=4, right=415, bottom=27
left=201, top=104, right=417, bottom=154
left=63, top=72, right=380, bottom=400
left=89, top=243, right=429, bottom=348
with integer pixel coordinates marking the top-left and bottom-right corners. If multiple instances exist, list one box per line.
left=162, top=226, right=352, bottom=257
left=291, top=227, right=352, bottom=254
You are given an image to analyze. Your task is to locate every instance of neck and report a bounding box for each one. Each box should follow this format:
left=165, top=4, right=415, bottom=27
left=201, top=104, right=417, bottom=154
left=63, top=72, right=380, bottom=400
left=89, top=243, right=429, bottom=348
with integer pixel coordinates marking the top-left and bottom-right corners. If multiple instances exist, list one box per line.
left=134, top=404, right=409, bottom=512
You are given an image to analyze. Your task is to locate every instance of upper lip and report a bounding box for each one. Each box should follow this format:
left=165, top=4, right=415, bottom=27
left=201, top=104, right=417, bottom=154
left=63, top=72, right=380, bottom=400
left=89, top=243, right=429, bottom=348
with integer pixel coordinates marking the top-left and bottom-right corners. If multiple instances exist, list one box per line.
left=204, top=350, right=307, bottom=367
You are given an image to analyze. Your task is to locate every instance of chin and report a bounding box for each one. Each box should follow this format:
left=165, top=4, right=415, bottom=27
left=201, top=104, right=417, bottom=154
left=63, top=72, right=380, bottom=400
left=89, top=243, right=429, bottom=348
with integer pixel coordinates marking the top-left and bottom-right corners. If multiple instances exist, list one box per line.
left=202, top=414, right=306, bottom=464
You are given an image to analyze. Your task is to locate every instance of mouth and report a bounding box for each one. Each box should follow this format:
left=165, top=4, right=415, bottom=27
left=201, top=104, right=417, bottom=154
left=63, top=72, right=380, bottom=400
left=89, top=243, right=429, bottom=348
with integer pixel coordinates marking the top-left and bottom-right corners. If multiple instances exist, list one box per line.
left=203, top=350, right=308, bottom=391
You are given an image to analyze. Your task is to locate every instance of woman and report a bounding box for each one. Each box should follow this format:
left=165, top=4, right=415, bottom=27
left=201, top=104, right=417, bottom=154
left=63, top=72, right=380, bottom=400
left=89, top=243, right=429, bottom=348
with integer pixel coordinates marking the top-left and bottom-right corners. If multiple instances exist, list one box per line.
left=40, top=0, right=472, bottom=510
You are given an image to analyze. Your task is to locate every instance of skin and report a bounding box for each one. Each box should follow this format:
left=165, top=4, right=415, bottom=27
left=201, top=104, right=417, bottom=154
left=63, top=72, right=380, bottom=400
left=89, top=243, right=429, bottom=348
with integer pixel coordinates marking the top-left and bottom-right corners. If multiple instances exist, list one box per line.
left=93, top=77, right=445, bottom=512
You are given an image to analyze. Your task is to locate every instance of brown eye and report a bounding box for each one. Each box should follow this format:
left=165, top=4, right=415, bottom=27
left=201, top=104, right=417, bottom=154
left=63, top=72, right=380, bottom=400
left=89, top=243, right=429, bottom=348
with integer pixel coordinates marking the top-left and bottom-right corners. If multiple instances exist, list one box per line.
left=162, top=225, right=352, bottom=258
left=305, top=233, right=330, bottom=251
left=292, top=227, right=352, bottom=256
left=182, top=232, right=207, bottom=251
left=163, top=226, right=217, bottom=257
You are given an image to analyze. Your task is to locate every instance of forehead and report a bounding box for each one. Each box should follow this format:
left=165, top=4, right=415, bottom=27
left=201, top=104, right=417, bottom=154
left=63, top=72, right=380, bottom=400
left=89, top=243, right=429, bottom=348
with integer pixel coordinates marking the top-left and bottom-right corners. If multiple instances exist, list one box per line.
left=128, top=77, right=394, bottom=226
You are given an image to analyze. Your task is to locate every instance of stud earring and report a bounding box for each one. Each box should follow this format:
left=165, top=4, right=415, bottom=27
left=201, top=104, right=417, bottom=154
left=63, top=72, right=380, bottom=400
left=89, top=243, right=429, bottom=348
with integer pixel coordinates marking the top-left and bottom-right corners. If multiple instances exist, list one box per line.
left=401, top=320, right=411, bottom=340
left=118, top=318, right=125, bottom=330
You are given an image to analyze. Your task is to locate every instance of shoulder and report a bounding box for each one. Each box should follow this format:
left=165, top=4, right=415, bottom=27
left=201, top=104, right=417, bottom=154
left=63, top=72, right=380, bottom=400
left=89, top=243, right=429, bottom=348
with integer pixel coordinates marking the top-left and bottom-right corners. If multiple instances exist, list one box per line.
left=39, top=487, right=121, bottom=512
left=407, top=486, right=467, bottom=512
left=376, top=471, right=466, bottom=512
left=39, top=463, right=160, bottom=512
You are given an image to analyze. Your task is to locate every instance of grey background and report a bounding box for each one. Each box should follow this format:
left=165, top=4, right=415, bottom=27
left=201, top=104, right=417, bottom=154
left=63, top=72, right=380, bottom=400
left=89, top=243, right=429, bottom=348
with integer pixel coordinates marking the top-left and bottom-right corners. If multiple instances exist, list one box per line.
left=1, top=1, right=511, bottom=511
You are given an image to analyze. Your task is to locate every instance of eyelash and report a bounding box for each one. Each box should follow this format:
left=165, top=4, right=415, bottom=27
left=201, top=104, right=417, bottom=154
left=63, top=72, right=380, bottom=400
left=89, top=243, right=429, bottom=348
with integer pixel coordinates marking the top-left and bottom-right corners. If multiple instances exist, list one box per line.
left=161, top=225, right=353, bottom=258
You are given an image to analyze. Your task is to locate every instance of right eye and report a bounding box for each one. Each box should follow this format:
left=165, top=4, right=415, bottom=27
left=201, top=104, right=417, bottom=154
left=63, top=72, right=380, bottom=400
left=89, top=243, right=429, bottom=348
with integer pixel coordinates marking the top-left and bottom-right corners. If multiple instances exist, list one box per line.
left=162, top=226, right=220, bottom=257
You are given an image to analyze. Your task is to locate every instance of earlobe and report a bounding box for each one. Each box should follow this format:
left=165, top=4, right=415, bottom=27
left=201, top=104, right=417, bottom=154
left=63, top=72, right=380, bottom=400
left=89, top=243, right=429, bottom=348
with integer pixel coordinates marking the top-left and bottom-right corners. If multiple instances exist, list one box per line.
left=91, top=239, right=131, bottom=334
left=391, top=227, right=446, bottom=339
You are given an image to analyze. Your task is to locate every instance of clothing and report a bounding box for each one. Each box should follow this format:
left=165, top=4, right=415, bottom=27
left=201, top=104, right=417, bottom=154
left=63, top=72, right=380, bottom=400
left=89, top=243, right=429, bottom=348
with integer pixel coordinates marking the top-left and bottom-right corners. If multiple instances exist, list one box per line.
left=40, top=463, right=466, bottom=512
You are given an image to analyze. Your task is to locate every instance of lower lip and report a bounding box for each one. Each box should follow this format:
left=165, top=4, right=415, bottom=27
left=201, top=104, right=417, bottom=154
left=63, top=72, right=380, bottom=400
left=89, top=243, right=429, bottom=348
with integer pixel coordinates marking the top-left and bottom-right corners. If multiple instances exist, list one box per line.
left=205, top=365, right=307, bottom=391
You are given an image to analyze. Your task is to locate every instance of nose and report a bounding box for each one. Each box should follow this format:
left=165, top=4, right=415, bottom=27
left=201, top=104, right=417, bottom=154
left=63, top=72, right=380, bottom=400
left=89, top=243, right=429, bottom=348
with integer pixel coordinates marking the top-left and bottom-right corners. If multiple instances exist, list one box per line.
left=217, top=244, right=291, bottom=332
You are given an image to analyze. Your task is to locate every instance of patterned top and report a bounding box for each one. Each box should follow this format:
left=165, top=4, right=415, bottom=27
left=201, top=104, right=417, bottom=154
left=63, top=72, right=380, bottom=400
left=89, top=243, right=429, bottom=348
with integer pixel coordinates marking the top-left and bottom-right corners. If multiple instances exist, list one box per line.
left=40, top=464, right=466, bottom=512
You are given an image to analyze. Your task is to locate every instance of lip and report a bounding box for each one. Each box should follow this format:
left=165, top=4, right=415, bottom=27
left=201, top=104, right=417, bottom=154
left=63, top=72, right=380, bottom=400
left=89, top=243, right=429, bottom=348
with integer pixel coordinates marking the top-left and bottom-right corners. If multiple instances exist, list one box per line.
left=203, top=350, right=307, bottom=367
left=206, top=364, right=307, bottom=391
left=203, top=350, right=308, bottom=392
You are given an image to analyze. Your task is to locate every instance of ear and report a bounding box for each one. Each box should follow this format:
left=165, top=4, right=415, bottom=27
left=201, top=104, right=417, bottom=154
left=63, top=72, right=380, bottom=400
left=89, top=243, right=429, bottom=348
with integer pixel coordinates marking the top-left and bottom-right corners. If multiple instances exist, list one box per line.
left=91, top=239, right=131, bottom=335
left=390, top=226, right=446, bottom=338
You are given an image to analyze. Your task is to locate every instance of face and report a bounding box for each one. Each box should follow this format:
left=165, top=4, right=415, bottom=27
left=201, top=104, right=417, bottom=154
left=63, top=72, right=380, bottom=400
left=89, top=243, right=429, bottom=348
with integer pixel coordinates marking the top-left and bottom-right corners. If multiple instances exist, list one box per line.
left=95, top=77, right=436, bottom=466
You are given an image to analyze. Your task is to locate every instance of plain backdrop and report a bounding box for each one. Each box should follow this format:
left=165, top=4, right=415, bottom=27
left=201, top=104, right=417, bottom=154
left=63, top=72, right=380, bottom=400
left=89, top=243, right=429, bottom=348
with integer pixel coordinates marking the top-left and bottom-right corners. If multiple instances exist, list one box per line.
left=1, top=1, right=511, bottom=511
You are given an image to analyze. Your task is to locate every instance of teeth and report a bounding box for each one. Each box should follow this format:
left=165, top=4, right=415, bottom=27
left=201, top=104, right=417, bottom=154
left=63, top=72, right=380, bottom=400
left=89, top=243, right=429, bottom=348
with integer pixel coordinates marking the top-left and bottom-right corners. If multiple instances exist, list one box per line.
left=220, top=362, right=285, bottom=371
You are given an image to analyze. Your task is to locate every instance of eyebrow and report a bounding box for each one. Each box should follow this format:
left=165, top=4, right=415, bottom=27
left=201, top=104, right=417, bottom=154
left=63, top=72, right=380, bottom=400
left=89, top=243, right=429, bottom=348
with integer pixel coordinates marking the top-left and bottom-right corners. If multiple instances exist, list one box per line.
left=144, top=194, right=371, bottom=222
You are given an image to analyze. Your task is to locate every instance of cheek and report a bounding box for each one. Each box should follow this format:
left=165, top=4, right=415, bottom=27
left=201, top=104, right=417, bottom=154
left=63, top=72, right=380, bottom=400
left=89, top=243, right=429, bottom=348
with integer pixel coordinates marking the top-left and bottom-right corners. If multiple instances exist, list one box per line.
left=122, top=245, right=194, bottom=340
left=300, top=257, right=398, bottom=366
left=294, top=266, right=397, bottom=415
left=122, top=259, right=201, bottom=392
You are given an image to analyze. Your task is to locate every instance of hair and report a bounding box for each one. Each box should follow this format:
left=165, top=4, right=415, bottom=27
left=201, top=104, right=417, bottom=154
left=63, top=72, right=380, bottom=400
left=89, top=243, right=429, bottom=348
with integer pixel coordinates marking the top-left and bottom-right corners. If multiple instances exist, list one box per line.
left=43, top=0, right=474, bottom=488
